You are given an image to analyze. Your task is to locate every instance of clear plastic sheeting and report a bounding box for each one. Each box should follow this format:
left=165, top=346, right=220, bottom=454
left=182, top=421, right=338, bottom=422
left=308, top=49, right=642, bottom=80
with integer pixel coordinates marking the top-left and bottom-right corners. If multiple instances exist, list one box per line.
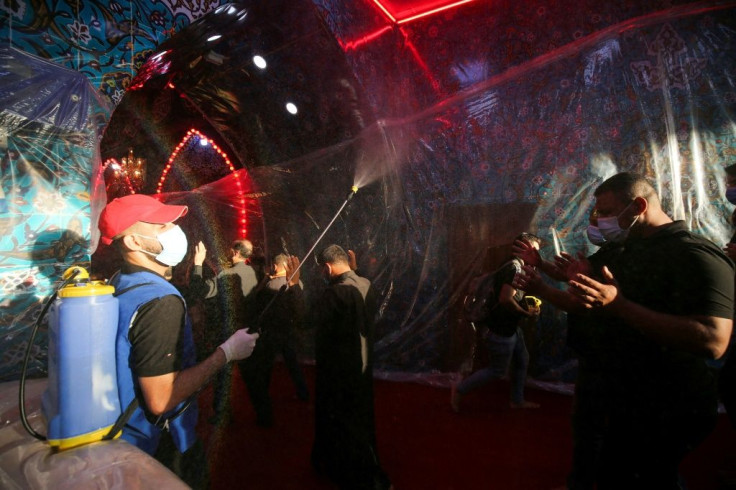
left=301, top=1, right=736, bottom=384
left=0, top=47, right=110, bottom=381
left=2, top=1, right=735, bottom=389
left=0, top=379, right=188, bottom=490
left=91, top=1, right=736, bottom=389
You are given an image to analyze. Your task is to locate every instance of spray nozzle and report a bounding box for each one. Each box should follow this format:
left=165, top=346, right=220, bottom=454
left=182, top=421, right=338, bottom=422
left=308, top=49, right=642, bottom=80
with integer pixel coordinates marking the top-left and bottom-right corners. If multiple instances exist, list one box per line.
left=346, top=185, right=358, bottom=201
left=62, top=266, right=88, bottom=283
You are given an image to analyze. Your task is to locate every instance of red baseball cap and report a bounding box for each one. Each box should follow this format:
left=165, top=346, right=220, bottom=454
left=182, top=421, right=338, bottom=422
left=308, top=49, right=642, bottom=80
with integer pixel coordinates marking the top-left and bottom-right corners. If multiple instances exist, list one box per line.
left=98, top=194, right=188, bottom=245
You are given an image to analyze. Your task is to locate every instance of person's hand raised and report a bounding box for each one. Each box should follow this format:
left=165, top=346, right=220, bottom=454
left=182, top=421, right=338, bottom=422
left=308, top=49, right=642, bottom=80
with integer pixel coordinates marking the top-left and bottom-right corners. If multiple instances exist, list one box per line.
left=285, top=255, right=301, bottom=286
left=347, top=249, right=358, bottom=271
left=194, top=241, right=207, bottom=266
left=553, top=251, right=592, bottom=281
left=512, top=239, right=541, bottom=267
left=568, top=266, right=621, bottom=310
left=512, top=264, right=544, bottom=295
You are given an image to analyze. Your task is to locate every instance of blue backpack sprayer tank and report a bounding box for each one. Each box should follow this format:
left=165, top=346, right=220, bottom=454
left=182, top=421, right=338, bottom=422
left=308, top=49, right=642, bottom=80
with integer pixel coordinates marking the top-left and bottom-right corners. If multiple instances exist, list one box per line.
left=19, top=266, right=125, bottom=451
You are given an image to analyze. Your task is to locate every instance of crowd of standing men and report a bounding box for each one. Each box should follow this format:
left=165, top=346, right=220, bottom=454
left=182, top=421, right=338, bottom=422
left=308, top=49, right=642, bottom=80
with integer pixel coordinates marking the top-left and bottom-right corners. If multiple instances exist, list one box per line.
left=96, top=169, right=736, bottom=490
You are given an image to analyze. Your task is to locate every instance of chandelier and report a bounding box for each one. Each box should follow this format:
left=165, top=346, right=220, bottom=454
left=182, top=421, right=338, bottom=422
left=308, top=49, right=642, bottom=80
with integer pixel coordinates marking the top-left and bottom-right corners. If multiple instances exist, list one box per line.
left=120, top=148, right=146, bottom=191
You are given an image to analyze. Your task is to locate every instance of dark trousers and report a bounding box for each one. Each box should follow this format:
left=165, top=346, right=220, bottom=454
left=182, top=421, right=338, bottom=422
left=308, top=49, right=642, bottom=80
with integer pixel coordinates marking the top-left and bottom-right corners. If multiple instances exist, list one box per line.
left=239, top=332, right=309, bottom=425
left=311, top=406, right=391, bottom=490
left=597, top=410, right=716, bottom=489
left=567, top=360, right=607, bottom=490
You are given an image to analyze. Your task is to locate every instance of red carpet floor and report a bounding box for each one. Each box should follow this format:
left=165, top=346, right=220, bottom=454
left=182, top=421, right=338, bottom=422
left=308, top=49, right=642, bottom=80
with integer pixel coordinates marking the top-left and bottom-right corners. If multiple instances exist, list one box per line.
left=197, top=362, right=736, bottom=489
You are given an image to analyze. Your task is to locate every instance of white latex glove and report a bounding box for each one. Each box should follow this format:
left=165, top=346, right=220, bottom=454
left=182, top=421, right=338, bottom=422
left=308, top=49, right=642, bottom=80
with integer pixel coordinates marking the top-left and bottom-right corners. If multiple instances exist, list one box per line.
left=219, top=329, right=259, bottom=362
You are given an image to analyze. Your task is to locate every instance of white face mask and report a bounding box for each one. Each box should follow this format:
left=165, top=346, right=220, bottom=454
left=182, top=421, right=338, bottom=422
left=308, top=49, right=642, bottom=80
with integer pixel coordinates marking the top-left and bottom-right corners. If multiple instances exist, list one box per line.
left=586, top=225, right=606, bottom=246
left=135, top=225, right=188, bottom=267
left=596, top=201, right=638, bottom=243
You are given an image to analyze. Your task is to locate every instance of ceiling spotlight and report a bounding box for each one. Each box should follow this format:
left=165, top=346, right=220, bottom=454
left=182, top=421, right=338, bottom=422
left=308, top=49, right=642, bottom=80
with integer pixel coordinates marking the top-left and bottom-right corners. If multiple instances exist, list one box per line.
left=253, top=55, right=267, bottom=69
left=285, top=102, right=298, bottom=115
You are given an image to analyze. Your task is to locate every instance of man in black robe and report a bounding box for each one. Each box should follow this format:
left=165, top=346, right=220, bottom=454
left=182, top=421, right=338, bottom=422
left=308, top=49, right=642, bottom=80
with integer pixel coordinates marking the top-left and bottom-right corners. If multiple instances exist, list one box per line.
left=293, top=245, right=391, bottom=490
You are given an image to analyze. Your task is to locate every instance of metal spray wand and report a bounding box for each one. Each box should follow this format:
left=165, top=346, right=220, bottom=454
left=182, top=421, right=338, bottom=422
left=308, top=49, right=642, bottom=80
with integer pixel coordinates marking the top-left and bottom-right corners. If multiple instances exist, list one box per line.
left=251, top=186, right=359, bottom=332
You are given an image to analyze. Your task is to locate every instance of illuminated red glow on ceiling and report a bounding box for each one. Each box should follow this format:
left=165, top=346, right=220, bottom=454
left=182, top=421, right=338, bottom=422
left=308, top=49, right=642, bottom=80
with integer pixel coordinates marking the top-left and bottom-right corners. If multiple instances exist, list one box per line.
left=156, top=128, right=249, bottom=239
left=399, top=27, right=441, bottom=92
left=339, top=26, right=393, bottom=51
left=337, top=26, right=441, bottom=94
left=371, top=0, right=475, bottom=24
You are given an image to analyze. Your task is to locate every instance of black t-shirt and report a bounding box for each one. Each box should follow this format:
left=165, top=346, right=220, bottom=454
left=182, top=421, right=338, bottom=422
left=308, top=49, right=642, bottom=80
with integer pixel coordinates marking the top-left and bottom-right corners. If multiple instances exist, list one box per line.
left=487, top=258, right=526, bottom=337
left=566, top=242, right=624, bottom=362
left=600, top=221, right=734, bottom=415
left=122, top=264, right=187, bottom=378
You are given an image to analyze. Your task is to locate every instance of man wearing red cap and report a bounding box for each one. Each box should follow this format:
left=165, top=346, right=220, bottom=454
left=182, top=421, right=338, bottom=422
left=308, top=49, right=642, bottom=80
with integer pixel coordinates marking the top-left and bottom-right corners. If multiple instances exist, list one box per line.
left=98, top=194, right=259, bottom=487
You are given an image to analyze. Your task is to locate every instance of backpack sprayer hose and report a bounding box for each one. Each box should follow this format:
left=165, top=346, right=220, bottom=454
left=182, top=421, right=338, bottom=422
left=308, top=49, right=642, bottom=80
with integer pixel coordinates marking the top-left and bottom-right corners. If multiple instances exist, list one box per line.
left=19, top=267, right=83, bottom=441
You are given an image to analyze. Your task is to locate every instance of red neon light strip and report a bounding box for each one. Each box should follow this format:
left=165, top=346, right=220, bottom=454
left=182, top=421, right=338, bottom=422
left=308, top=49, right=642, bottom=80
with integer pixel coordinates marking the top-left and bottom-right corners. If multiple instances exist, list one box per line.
left=371, top=0, right=397, bottom=23
left=399, top=27, right=442, bottom=92
left=339, top=26, right=394, bottom=52
left=371, top=0, right=475, bottom=24
left=156, top=128, right=248, bottom=239
left=396, top=0, right=475, bottom=24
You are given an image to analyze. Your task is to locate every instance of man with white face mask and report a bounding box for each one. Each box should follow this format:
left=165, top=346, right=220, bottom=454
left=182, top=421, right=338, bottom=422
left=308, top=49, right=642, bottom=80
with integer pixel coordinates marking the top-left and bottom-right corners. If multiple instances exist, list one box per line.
left=513, top=210, right=623, bottom=489
left=514, top=172, right=734, bottom=489
left=554, top=208, right=624, bottom=490
left=98, top=194, right=259, bottom=488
